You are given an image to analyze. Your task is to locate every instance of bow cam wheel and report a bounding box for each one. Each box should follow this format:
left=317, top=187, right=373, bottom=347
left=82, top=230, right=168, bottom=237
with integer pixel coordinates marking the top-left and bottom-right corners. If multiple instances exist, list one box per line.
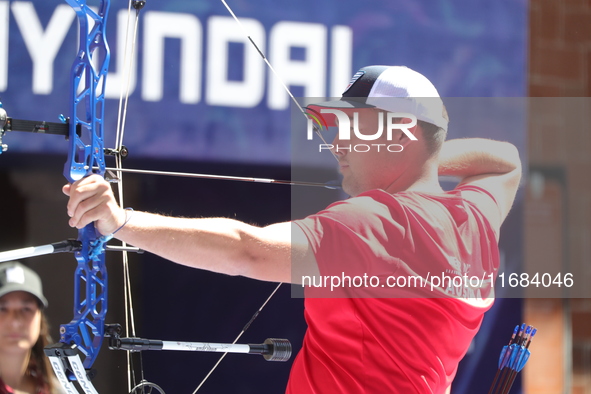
left=129, top=380, right=166, bottom=394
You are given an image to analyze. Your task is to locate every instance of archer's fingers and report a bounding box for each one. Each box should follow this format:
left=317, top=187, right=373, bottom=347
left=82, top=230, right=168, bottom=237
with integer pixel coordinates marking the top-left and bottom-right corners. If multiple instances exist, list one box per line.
left=70, top=200, right=123, bottom=234
left=68, top=190, right=113, bottom=228
left=67, top=175, right=119, bottom=231
left=66, top=175, right=112, bottom=218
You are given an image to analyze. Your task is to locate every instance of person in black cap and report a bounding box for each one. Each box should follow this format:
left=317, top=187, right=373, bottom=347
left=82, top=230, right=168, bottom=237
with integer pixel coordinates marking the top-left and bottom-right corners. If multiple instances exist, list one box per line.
left=63, top=65, right=521, bottom=393
left=0, top=261, right=61, bottom=394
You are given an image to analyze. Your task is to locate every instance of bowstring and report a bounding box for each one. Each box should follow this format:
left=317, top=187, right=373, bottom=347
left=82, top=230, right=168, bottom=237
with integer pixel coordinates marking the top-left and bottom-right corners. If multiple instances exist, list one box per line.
left=114, top=1, right=144, bottom=392
left=218, top=0, right=338, bottom=161
left=192, top=282, right=283, bottom=394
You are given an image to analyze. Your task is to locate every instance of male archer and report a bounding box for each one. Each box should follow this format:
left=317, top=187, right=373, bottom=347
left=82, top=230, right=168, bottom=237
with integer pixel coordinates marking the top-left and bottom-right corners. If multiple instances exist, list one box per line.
left=64, top=66, right=521, bottom=393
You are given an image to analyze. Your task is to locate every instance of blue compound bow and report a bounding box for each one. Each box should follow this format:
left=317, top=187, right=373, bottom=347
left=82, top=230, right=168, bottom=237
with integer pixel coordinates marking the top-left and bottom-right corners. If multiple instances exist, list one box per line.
left=43, top=0, right=113, bottom=391
left=0, top=1, right=160, bottom=392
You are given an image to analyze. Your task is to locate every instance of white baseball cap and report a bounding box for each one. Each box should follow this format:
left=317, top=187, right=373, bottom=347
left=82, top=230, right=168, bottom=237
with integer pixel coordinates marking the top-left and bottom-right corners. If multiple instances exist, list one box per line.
left=308, top=65, right=448, bottom=131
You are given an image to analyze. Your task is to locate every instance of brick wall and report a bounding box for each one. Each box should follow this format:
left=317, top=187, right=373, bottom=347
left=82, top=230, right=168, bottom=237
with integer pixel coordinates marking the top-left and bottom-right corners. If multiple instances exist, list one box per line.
left=526, top=0, right=591, bottom=393
left=530, top=0, right=591, bottom=97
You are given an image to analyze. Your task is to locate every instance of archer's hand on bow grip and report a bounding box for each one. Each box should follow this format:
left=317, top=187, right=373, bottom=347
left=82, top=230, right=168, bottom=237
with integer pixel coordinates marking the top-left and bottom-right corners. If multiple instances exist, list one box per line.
left=63, top=174, right=126, bottom=235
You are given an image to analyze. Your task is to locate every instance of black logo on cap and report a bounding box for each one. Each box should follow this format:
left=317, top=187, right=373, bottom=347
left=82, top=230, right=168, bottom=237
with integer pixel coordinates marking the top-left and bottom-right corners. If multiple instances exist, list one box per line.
left=343, top=70, right=365, bottom=94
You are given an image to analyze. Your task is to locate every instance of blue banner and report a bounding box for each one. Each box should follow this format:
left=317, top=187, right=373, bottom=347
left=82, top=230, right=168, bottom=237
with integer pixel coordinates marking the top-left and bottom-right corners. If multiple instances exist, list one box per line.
left=0, top=0, right=526, bottom=164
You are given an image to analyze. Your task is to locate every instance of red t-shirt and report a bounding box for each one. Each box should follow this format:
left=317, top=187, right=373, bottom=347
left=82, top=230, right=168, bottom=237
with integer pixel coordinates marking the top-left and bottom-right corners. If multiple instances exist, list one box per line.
left=288, top=186, right=499, bottom=393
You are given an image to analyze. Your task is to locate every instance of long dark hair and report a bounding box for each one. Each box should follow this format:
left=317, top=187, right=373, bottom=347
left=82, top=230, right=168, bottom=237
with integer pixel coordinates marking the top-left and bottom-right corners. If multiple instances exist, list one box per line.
left=29, top=312, right=57, bottom=393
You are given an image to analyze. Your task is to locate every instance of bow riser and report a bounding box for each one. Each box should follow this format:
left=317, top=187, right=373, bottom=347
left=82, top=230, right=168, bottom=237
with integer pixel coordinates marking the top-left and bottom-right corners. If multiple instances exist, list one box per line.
left=60, top=0, right=111, bottom=371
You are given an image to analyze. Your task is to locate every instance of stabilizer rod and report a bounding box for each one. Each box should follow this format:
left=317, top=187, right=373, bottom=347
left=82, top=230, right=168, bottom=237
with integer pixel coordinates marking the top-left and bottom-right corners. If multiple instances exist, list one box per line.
left=0, top=239, right=142, bottom=263
left=107, top=331, right=291, bottom=362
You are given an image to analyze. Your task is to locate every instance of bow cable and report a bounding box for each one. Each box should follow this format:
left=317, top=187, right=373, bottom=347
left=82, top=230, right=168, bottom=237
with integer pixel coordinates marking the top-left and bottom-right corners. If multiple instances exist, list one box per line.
left=112, top=1, right=146, bottom=392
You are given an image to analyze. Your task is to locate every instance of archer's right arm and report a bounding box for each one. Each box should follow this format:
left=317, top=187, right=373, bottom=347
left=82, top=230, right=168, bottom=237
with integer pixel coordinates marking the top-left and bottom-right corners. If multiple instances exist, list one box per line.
left=438, top=138, right=522, bottom=227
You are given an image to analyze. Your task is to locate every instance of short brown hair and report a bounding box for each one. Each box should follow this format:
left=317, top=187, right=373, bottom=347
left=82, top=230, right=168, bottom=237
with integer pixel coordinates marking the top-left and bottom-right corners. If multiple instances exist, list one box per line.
left=418, top=104, right=448, bottom=155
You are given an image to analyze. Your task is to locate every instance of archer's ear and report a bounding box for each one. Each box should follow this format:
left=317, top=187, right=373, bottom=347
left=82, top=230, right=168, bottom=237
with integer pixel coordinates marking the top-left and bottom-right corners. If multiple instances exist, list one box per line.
left=392, top=122, right=419, bottom=148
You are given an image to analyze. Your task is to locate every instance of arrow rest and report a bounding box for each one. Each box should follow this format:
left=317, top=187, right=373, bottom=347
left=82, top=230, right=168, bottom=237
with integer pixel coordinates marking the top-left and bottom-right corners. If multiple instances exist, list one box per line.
left=103, top=145, right=129, bottom=183
left=104, top=145, right=129, bottom=160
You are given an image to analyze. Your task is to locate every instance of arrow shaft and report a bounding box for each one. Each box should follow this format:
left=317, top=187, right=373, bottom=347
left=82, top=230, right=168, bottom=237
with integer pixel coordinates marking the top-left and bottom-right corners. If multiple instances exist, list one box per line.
left=104, top=167, right=338, bottom=189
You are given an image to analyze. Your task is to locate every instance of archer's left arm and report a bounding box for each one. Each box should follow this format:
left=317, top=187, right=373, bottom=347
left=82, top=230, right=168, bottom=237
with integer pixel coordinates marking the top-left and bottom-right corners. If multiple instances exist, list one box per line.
left=117, top=212, right=316, bottom=283
left=64, top=175, right=316, bottom=283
